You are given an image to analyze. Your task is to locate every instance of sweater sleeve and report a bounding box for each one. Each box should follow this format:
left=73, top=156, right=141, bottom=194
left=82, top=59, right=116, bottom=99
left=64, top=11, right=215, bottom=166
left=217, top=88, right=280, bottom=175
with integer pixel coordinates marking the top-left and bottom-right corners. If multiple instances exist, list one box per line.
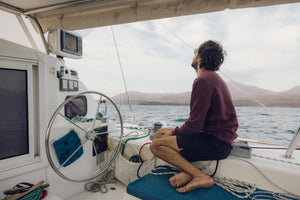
left=172, top=78, right=213, bottom=135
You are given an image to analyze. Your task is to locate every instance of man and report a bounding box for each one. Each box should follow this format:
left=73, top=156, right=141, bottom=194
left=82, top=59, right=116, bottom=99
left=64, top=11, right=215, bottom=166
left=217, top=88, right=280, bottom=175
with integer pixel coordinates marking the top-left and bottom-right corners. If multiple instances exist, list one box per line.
left=150, top=40, right=238, bottom=193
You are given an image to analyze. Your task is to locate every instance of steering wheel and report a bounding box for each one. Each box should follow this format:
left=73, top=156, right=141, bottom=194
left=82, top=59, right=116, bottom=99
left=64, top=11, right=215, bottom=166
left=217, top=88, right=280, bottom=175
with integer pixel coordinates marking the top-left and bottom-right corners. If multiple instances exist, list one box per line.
left=45, top=91, right=123, bottom=182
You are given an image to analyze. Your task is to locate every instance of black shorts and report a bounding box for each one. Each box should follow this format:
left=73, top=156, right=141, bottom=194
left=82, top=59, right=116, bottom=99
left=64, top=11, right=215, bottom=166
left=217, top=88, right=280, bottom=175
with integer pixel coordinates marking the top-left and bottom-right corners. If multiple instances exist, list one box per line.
left=176, top=133, right=232, bottom=162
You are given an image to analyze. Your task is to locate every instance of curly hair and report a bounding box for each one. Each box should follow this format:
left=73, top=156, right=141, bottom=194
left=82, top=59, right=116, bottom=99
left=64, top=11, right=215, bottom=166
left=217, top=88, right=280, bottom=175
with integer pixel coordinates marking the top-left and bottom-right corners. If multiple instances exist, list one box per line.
left=197, top=40, right=226, bottom=71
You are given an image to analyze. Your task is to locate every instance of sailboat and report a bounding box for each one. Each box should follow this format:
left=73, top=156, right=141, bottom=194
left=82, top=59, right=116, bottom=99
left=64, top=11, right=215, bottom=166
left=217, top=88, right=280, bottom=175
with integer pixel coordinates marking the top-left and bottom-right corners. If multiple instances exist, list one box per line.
left=1, top=0, right=300, bottom=199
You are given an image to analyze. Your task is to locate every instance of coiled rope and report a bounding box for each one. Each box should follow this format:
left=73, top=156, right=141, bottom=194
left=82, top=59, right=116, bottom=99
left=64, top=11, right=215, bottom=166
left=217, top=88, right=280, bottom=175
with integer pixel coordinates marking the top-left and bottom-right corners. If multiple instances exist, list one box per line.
left=251, top=191, right=298, bottom=200
left=214, top=177, right=256, bottom=199
left=149, top=160, right=300, bottom=200
left=149, top=165, right=256, bottom=198
left=85, top=170, right=116, bottom=193
left=19, top=188, right=43, bottom=200
left=236, top=157, right=300, bottom=200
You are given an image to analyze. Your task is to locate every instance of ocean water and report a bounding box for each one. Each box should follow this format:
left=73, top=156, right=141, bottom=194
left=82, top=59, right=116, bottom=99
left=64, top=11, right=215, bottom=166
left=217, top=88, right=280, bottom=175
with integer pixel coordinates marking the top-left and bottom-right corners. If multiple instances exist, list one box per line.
left=109, top=105, right=300, bottom=146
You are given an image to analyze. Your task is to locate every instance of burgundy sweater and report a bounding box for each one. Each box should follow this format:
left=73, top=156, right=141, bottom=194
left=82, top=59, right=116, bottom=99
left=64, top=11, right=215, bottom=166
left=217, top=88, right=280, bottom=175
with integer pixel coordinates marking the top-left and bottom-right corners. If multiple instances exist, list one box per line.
left=172, top=69, right=238, bottom=144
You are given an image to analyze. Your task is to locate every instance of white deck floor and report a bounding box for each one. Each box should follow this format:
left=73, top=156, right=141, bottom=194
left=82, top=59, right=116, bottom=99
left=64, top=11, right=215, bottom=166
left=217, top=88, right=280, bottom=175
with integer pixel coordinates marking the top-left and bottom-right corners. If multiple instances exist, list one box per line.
left=68, top=181, right=128, bottom=200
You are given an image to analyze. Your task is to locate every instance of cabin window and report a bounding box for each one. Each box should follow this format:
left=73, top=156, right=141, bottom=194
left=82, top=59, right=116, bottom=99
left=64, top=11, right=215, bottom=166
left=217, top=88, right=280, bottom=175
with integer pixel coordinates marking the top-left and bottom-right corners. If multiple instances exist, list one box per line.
left=64, top=95, right=87, bottom=119
left=0, top=68, right=29, bottom=160
left=0, top=59, right=36, bottom=168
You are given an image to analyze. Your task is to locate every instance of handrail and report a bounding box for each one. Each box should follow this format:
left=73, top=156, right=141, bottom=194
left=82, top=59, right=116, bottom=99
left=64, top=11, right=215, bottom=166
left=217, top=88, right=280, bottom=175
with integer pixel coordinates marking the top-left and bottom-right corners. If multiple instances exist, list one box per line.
left=284, top=125, right=300, bottom=158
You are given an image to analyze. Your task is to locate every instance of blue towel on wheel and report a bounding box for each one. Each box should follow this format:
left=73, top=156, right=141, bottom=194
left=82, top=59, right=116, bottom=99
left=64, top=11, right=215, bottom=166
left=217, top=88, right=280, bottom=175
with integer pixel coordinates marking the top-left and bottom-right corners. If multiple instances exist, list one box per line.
left=53, top=130, right=83, bottom=167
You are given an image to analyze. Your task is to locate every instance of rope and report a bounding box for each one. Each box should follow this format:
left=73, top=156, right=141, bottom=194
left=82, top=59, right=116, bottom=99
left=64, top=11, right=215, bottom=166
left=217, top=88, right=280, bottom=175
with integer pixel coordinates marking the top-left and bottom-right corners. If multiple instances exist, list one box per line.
left=213, top=177, right=300, bottom=200
left=148, top=165, right=254, bottom=199
left=121, top=133, right=150, bottom=155
left=209, top=160, right=219, bottom=177
left=110, top=26, right=136, bottom=124
left=236, top=157, right=300, bottom=200
left=19, top=188, right=43, bottom=200
left=214, top=177, right=256, bottom=199
left=85, top=170, right=116, bottom=194
left=137, top=142, right=153, bottom=178
left=157, top=20, right=194, bottom=49
left=149, top=165, right=180, bottom=176
left=149, top=167, right=299, bottom=200
left=148, top=162, right=218, bottom=177
left=220, top=72, right=269, bottom=109
left=156, top=20, right=269, bottom=110
left=253, top=154, right=300, bottom=166
left=250, top=191, right=298, bottom=200
left=219, top=71, right=297, bottom=136
left=138, top=142, right=152, bottom=162
left=148, top=160, right=218, bottom=177
left=137, top=161, right=144, bottom=178
left=148, top=160, right=300, bottom=200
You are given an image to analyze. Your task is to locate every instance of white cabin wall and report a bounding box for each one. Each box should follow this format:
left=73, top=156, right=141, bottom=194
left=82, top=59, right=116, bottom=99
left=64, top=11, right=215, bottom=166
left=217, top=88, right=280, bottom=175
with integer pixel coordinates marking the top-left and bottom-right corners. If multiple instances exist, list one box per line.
left=36, top=51, right=92, bottom=199
left=0, top=40, right=47, bottom=198
left=0, top=39, right=91, bottom=199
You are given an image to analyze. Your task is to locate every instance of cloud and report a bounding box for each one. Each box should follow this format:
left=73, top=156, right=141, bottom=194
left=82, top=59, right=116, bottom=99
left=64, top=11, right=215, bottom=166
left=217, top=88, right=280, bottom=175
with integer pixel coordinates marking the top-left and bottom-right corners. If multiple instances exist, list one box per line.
left=65, top=3, right=300, bottom=96
left=1, top=2, right=299, bottom=97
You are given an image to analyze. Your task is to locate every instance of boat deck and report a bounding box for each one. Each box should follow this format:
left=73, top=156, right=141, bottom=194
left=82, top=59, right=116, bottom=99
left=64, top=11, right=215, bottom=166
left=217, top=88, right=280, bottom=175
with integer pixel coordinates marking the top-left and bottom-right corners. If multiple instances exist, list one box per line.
left=68, top=181, right=129, bottom=200
left=64, top=135, right=300, bottom=200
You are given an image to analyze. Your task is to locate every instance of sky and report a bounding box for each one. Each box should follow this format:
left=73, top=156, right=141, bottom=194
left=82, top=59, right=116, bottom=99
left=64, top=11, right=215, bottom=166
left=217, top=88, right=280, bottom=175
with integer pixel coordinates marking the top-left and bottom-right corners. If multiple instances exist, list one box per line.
left=1, top=3, right=300, bottom=96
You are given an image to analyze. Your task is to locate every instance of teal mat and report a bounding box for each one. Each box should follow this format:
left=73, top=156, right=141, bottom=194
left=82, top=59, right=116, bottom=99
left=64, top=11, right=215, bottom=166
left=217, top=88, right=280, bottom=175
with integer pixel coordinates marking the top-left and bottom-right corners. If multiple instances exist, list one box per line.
left=127, top=173, right=242, bottom=200
left=127, top=169, right=298, bottom=200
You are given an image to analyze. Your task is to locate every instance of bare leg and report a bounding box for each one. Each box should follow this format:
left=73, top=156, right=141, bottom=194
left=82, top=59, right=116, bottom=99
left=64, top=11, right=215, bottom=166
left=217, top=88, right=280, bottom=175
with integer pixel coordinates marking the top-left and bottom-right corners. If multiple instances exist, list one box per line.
left=150, top=136, right=214, bottom=193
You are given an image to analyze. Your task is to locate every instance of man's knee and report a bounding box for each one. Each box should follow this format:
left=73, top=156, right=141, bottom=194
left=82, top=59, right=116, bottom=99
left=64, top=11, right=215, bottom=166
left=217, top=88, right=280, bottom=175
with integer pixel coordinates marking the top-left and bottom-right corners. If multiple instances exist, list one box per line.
left=150, top=139, right=160, bottom=155
left=150, top=136, right=179, bottom=155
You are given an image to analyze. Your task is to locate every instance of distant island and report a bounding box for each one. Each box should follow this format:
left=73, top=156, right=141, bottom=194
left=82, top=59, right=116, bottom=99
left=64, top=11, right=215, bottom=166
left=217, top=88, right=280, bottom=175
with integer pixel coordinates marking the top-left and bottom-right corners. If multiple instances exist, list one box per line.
left=111, top=81, right=300, bottom=107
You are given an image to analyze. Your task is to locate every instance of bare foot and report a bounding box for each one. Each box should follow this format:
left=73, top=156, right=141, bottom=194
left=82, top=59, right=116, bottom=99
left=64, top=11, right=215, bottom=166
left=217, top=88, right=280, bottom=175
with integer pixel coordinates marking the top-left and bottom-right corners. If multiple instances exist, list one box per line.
left=169, top=171, right=192, bottom=187
left=176, top=176, right=214, bottom=193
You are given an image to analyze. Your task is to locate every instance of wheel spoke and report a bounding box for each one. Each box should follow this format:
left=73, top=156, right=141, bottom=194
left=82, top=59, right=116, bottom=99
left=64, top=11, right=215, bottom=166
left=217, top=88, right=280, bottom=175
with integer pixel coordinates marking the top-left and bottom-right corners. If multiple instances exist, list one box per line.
left=58, top=112, right=89, bottom=135
left=92, top=140, right=98, bottom=156
left=93, top=129, right=120, bottom=135
left=58, top=138, right=87, bottom=170
left=92, top=96, right=102, bottom=130
left=46, top=91, right=124, bottom=182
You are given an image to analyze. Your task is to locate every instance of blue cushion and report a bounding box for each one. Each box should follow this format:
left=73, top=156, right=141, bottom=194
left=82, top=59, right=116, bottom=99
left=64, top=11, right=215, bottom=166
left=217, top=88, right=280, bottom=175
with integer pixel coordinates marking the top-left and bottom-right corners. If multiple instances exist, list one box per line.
left=127, top=170, right=243, bottom=200
left=127, top=169, right=297, bottom=200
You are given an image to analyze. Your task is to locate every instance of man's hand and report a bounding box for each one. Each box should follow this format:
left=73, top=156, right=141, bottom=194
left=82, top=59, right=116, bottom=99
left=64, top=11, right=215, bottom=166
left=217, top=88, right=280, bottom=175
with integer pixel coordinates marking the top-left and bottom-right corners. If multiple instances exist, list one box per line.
left=155, top=128, right=175, bottom=138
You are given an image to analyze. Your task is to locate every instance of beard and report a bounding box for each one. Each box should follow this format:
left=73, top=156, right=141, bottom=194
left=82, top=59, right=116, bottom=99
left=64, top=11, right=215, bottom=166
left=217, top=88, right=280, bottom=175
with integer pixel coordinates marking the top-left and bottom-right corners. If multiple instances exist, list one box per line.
left=191, top=58, right=197, bottom=70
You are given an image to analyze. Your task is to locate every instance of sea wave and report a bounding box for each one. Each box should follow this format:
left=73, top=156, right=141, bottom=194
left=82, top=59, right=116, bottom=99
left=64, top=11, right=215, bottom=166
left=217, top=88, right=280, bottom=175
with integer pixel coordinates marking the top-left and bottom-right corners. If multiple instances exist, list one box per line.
left=111, top=105, right=300, bottom=146
left=172, top=118, right=187, bottom=122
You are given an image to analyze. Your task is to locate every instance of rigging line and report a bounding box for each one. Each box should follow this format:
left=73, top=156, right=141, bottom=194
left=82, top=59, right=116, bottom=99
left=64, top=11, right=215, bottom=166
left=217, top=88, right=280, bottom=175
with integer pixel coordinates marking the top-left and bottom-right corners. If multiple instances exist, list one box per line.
left=220, top=71, right=268, bottom=109
left=156, top=20, right=194, bottom=49
left=110, top=26, right=136, bottom=124
left=220, top=71, right=294, bottom=129
left=156, top=20, right=293, bottom=125
left=156, top=20, right=300, bottom=155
